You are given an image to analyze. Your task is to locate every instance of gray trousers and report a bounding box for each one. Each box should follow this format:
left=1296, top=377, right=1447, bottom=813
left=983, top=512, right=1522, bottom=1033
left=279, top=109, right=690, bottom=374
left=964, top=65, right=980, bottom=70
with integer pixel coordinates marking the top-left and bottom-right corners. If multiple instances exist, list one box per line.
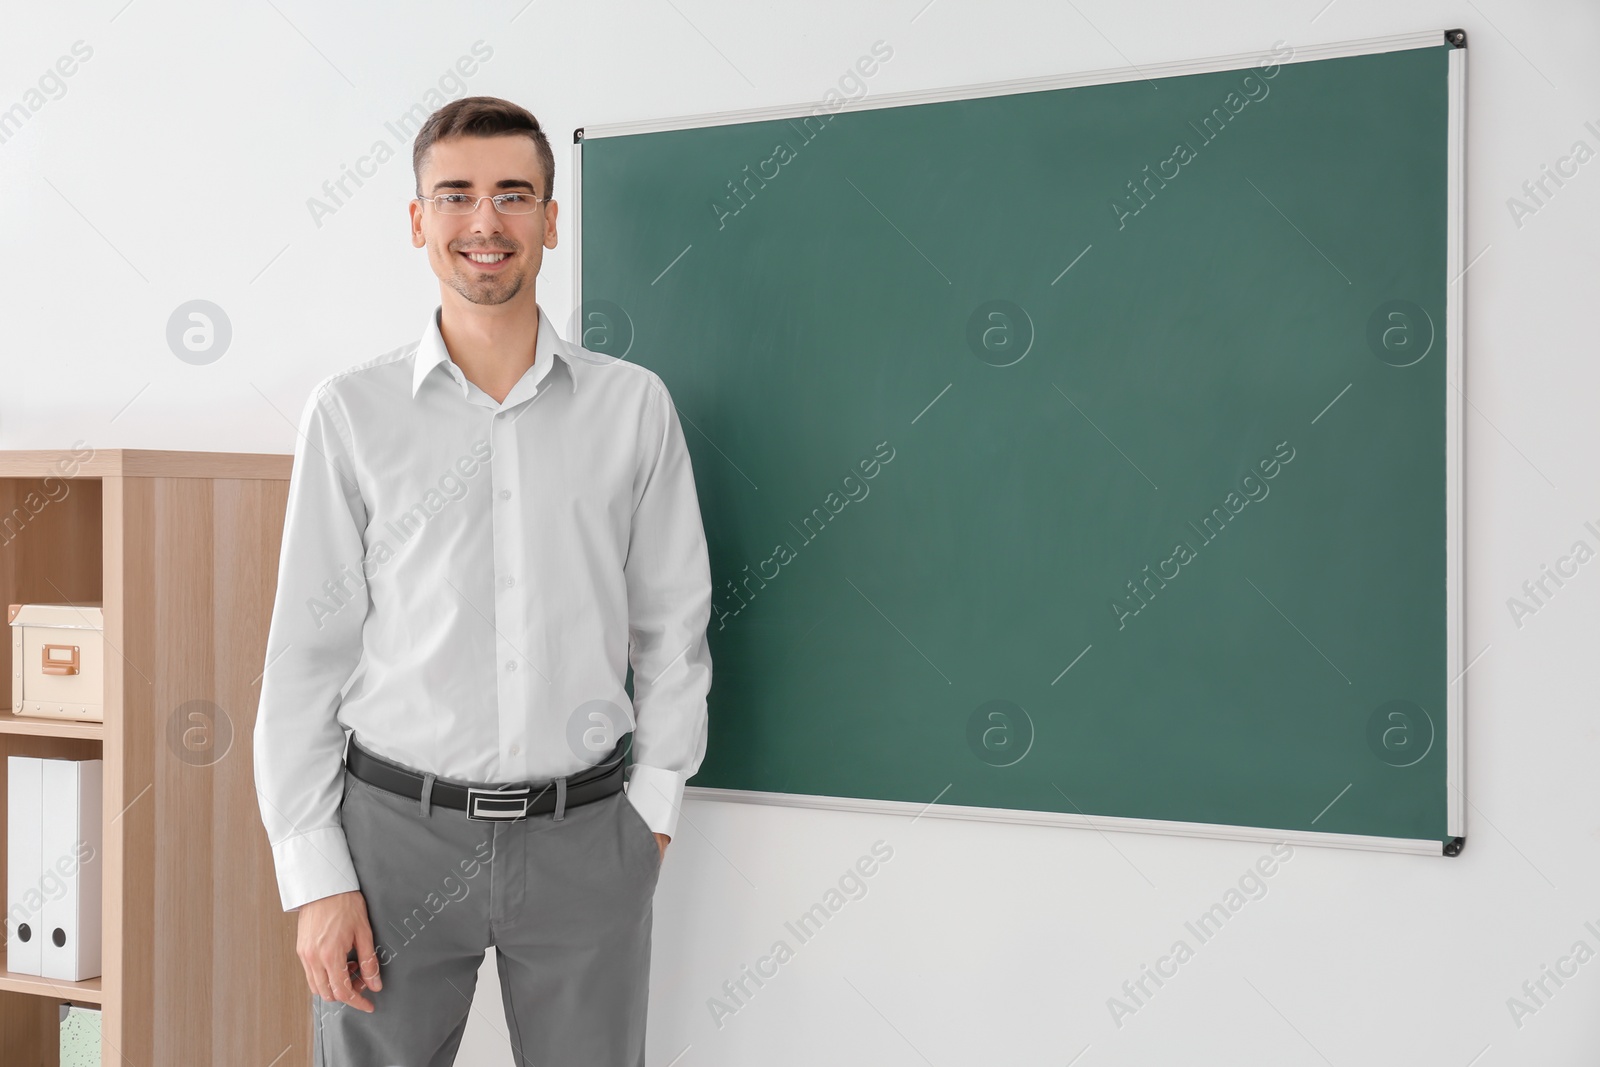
left=312, top=763, right=661, bottom=1066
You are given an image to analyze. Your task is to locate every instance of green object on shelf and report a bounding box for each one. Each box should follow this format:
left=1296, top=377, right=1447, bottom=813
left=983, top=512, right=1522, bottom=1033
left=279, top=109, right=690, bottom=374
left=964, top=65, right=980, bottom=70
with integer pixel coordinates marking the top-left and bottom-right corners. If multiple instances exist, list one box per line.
left=60, top=1004, right=101, bottom=1066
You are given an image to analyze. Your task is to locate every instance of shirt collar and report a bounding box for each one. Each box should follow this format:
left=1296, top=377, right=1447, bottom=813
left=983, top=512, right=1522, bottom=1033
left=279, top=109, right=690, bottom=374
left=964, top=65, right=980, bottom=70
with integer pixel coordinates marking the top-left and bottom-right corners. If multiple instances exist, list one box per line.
left=411, top=303, right=579, bottom=399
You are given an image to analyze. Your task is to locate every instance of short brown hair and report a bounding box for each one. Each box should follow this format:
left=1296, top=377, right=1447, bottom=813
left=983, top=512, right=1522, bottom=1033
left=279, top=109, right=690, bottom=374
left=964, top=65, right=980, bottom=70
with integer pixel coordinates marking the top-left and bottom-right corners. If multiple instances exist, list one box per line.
left=412, top=96, right=556, bottom=200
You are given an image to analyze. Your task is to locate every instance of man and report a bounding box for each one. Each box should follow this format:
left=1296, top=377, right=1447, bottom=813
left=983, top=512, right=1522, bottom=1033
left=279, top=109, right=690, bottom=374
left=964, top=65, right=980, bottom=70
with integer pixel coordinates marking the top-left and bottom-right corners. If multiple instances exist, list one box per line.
left=253, top=95, right=713, bottom=1066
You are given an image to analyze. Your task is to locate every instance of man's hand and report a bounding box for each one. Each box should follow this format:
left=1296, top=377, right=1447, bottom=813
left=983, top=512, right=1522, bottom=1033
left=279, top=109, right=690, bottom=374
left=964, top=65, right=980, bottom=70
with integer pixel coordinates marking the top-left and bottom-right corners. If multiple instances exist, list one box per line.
left=655, top=832, right=670, bottom=865
left=297, top=890, right=382, bottom=1013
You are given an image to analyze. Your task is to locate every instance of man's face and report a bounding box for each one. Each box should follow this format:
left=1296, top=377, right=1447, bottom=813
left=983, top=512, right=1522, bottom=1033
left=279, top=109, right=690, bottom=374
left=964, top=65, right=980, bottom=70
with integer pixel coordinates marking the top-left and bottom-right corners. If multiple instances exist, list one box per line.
left=409, top=134, right=558, bottom=307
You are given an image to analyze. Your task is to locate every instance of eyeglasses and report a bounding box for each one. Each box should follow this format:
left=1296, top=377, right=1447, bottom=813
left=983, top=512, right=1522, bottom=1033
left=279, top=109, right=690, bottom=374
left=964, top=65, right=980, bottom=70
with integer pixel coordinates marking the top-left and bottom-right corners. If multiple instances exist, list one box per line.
left=415, top=192, right=551, bottom=215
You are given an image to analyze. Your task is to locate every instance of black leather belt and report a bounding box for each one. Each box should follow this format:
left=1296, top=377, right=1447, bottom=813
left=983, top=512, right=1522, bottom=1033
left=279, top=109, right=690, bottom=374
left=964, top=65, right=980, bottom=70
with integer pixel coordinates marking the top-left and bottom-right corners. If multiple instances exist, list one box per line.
left=344, top=735, right=627, bottom=821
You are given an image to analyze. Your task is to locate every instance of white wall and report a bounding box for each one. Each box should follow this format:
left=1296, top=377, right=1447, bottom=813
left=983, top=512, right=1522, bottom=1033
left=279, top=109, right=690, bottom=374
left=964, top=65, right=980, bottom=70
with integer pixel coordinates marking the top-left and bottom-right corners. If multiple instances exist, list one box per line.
left=6, top=0, right=1599, bottom=1062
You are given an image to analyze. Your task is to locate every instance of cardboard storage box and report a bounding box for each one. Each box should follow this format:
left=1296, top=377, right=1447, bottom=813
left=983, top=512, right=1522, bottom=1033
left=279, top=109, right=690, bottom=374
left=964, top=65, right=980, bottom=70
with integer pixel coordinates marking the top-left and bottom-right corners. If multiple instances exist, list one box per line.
left=7, top=604, right=105, bottom=722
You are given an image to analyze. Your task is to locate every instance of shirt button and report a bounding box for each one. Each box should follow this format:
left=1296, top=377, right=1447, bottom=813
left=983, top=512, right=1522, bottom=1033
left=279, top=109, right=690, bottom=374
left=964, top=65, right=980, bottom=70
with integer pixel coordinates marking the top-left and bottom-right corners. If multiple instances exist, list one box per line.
left=505, top=661, right=517, bottom=672
left=510, top=744, right=520, bottom=756
left=504, top=576, right=516, bottom=587
left=499, top=489, right=511, bottom=500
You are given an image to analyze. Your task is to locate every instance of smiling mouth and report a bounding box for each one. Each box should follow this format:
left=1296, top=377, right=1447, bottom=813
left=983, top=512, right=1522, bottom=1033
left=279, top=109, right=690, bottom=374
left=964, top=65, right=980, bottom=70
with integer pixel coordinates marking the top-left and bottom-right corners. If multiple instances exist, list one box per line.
left=459, top=250, right=512, bottom=267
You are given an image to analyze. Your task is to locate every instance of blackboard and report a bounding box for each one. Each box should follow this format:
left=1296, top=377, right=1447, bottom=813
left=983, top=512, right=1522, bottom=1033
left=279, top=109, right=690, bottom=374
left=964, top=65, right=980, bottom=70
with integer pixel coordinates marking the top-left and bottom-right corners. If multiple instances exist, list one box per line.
left=577, top=30, right=1467, bottom=855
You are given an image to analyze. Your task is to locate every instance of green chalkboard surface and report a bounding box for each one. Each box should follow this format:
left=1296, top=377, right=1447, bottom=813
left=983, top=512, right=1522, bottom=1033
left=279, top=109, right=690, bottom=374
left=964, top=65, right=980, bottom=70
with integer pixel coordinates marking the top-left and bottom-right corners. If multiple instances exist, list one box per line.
left=579, top=35, right=1465, bottom=852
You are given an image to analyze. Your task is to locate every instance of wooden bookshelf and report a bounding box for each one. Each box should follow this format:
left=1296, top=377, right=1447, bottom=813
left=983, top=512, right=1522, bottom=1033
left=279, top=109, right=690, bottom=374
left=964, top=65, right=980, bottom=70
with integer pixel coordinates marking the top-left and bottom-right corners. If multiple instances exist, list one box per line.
left=0, top=715, right=104, bottom=741
left=0, top=972, right=101, bottom=1004
left=0, top=449, right=305, bottom=1066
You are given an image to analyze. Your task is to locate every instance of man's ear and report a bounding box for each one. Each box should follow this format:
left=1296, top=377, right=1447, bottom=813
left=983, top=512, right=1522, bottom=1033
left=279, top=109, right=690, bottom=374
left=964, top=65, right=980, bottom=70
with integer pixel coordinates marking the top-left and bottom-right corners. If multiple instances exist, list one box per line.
left=543, top=200, right=559, bottom=249
left=409, top=200, right=427, bottom=248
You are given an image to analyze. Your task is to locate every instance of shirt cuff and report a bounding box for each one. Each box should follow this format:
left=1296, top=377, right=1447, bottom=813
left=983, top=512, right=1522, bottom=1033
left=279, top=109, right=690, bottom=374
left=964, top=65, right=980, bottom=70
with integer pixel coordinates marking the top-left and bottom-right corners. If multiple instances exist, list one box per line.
left=272, top=825, right=360, bottom=912
left=625, top=764, right=686, bottom=840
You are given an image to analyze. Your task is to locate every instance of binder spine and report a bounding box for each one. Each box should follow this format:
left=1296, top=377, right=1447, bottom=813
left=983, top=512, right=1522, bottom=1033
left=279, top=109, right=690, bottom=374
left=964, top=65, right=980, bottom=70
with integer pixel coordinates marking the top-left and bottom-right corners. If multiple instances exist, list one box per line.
left=6, top=756, right=43, bottom=975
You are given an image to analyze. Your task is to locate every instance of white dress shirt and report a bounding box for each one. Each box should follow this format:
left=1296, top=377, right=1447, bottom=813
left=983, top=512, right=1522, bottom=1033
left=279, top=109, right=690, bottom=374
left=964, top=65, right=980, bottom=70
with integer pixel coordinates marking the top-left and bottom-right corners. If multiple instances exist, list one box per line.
left=254, top=302, right=713, bottom=912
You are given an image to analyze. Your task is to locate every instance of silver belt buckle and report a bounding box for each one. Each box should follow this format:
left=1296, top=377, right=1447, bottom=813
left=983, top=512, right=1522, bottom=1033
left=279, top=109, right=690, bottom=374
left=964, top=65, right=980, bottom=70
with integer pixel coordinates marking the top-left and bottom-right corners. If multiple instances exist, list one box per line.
left=467, top=785, right=532, bottom=821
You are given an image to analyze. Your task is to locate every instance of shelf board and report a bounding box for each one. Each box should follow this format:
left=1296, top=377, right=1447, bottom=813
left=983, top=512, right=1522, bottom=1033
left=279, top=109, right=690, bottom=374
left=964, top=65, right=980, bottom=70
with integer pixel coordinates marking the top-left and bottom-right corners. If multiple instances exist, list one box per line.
left=0, top=967, right=102, bottom=1004
left=0, top=712, right=105, bottom=740
left=0, top=448, right=291, bottom=480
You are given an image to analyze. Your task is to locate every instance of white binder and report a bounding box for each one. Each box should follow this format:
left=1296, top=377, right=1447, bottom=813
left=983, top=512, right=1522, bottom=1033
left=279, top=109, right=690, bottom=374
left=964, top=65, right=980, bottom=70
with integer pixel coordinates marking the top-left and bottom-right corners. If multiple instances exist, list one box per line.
left=39, top=758, right=102, bottom=982
left=7, top=756, right=43, bottom=975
